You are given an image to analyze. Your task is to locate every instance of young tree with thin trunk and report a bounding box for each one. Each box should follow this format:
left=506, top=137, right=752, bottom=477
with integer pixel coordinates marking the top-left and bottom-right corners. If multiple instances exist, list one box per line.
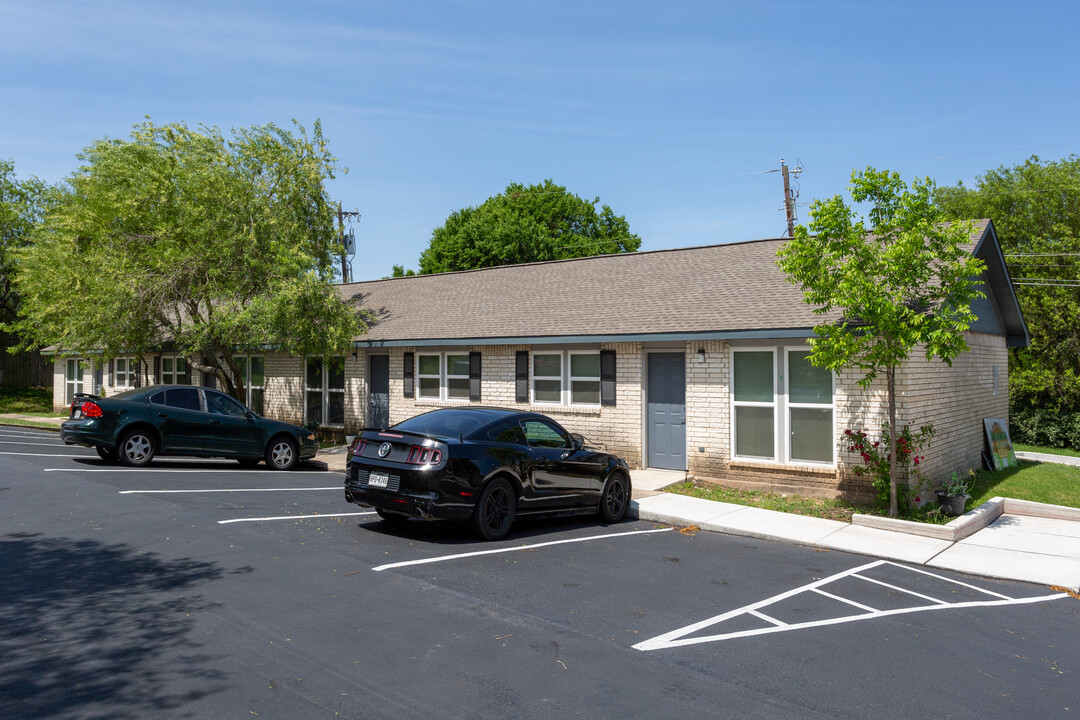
left=777, top=168, right=986, bottom=517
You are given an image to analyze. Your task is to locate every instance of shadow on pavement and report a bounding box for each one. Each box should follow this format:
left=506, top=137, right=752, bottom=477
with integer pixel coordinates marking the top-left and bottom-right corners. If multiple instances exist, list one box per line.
left=0, top=532, right=248, bottom=719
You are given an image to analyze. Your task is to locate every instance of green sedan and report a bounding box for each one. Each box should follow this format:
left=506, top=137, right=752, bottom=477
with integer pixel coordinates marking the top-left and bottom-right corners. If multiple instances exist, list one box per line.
left=60, top=385, right=319, bottom=469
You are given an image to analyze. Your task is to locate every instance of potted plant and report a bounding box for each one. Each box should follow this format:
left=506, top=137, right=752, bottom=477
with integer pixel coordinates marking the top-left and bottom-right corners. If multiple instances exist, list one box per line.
left=937, top=471, right=975, bottom=516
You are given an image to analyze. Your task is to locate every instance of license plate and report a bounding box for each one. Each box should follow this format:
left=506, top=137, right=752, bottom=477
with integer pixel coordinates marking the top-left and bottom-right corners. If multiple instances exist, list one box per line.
left=73, top=409, right=82, bottom=419
left=368, top=471, right=390, bottom=488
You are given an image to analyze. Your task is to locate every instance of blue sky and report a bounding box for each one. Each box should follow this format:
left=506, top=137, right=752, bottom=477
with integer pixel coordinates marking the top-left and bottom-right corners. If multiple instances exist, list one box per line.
left=2, top=0, right=1078, bottom=280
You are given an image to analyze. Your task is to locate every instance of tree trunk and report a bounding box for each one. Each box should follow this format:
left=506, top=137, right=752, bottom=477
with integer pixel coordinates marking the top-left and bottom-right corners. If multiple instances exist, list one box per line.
left=887, top=365, right=898, bottom=518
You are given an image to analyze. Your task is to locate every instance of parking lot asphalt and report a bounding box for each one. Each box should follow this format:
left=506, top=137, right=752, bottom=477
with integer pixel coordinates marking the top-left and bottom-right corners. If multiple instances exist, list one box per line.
left=2, top=426, right=1078, bottom=719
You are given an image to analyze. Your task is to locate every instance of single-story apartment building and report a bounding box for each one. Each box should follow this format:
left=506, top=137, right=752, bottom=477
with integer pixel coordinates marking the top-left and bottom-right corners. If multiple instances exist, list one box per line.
left=52, top=219, right=1027, bottom=502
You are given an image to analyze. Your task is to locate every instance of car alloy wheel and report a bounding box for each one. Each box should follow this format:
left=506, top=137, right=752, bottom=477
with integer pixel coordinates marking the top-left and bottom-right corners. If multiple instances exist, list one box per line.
left=266, top=437, right=298, bottom=471
left=119, top=431, right=155, bottom=467
left=472, top=478, right=515, bottom=541
left=598, top=472, right=630, bottom=523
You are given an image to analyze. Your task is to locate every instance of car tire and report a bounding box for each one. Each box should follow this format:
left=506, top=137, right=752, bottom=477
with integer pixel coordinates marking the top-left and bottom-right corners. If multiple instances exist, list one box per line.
left=598, top=471, right=631, bottom=523
left=118, top=430, right=156, bottom=467
left=376, top=508, right=409, bottom=525
left=265, top=436, right=299, bottom=471
left=470, top=477, right=516, bottom=541
left=95, top=445, right=117, bottom=464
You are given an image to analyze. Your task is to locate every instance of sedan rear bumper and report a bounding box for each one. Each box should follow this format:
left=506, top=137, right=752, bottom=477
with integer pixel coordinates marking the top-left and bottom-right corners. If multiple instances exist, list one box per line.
left=344, top=465, right=475, bottom=520
left=60, top=420, right=113, bottom=448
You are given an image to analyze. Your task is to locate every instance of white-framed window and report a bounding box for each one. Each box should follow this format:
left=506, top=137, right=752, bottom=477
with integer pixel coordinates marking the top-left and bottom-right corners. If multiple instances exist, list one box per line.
left=65, top=358, right=85, bottom=405
left=732, top=349, right=777, bottom=460
left=113, top=357, right=136, bottom=388
left=731, top=347, right=835, bottom=465
left=532, top=353, right=563, bottom=404
left=417, top=352, right=471, bottom=401
left=160, top=356, right=186, bottom=385
left=569, top=352, right=601, bottom=405
left=306, top=357, right=345, bottom=427
left=530, top=350, right=601, bottom=406
left=786, top=349, right=834, bottom=464
left=418, top=354, right=441, bottom=399
left=232, top=355, right=265, bottom=414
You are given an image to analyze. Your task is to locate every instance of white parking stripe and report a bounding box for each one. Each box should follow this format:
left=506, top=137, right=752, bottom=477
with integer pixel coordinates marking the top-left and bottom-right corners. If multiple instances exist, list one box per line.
left=47, top=468, right=338, bottom=474
left=218, top=511, right=376, bottom=524
left=371, top=528, right=672, bottom=572
left=119, top=487, right=341, bottom=494
left=0, top=451, right=94, bottom=458
left=0, top=440, right=71, bottom=448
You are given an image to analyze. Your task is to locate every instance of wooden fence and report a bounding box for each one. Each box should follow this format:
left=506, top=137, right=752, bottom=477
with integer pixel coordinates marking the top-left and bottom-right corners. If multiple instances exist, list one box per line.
left=0, top=346, right=52, bottom=387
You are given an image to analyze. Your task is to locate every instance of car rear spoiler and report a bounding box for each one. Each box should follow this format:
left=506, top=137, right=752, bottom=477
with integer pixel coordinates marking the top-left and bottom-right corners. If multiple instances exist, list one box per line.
left=73, top=392, right=101, bottom=401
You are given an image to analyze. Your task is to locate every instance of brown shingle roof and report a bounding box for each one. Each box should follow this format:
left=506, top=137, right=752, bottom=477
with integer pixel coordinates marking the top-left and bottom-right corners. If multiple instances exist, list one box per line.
left=339, top=220, right=994, bottom=345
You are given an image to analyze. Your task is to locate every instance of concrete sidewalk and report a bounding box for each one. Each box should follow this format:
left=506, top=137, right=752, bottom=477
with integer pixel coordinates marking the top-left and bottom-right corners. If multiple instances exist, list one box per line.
left=631, top=491, right=1080, bottom=593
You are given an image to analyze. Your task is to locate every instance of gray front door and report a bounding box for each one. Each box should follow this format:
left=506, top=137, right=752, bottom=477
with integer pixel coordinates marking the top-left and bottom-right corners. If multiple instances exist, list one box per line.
left=647, top=352, right=686, bottom=470
left=368, top=355, right=390, bottom=429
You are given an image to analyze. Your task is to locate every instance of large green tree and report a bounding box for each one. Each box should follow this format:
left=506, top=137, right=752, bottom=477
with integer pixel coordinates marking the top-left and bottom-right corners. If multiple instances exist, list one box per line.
left=0, top=159, right=49, bottom=327
left=7, top=119, right=365, bottom=402
left=418, top=179, right=640, bottom=274
left=936, top=155, right=1080, bottom=411
left=777, top=168, right=986, bottom=517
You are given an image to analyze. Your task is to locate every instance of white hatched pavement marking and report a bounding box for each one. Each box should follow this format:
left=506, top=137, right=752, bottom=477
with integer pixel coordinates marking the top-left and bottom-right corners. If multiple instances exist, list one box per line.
left=812, top=587, right=879, bottom=613
left=120, top=487, right=341, bottom=494
left=633, top=559, right=1069, bottom=651
left=372, top=528, right=672, bottom=572
left=218, top=511, right=376, bottom=524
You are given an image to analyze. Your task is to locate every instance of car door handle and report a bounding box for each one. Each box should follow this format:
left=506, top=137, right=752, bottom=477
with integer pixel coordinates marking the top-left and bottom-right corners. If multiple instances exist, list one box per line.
left=209, top=419, right=221, bottom=424
left=157, top=412, right=168, bottom=418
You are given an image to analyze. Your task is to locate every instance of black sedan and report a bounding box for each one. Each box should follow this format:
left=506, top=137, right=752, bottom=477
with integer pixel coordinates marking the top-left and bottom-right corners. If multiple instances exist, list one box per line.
left=60, top=385, right=319, bottom=469
left=344, top=407, right=632, bottom=540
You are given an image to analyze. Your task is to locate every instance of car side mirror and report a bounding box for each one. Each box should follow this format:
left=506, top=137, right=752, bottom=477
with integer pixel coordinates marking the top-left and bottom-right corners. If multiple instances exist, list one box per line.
left=569, top=433, right=584, bottom=451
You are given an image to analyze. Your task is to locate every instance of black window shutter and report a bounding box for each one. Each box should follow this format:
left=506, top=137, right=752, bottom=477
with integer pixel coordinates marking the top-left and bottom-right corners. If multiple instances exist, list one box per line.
left=180, top=358, right=190, bottom=386
left=600, top=350, right=617, bottom=406
left=107, top=360, right=114, bottom=385
left=134, top=359, right=142, bottom=388
left=153, top=356, right=161, bottom=385
left=515, top=351, right=529, bottom=404
left=469, top=351, right=481, bottom=402
left=403, top=352, right=414, bottom=398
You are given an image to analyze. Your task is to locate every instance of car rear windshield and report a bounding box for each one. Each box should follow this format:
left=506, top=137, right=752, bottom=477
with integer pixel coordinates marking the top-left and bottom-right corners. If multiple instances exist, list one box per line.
left=392, top=410, right=497, bottom=440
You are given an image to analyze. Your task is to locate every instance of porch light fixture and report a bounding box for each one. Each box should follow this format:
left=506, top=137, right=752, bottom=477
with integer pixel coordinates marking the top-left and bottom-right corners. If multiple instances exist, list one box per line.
left=697, top=348, right=706, bottom=363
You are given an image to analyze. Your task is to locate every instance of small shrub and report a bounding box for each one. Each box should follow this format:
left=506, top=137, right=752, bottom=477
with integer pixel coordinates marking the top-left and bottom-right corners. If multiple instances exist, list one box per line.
left=1009, top=407, right=1080, bottom=451
left=844, top=422, right=934, bottom=515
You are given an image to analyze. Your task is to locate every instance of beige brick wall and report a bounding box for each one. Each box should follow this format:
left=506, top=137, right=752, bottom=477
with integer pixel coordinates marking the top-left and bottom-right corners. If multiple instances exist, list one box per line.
left=380, top=343, right=644, bottom=467
left=896, top=331, right=1008, bottom=487
left=686, top=340, right=730, bottom=478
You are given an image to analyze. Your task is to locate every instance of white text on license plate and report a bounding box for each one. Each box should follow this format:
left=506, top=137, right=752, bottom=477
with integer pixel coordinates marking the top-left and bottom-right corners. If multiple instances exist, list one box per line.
left=368, top=471, right=390, bottom=488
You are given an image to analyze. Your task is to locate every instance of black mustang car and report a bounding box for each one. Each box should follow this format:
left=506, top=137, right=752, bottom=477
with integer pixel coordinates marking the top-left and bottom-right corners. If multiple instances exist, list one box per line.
left=60, top=385, right=319, bottom=469
left=344, top=407, right=632, bottom=540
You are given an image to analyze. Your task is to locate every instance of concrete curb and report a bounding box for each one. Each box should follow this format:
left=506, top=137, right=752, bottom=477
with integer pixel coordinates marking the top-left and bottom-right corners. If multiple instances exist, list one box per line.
left=0, top=420, right=62, bottom=432
left=851, top=498, right=1005, bottom=542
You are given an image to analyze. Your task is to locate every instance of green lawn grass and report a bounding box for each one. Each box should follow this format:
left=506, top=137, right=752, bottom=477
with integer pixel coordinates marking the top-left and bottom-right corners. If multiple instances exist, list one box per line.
left=968, top=460, right=1080, bottom=509
left=668, top=481, right=858, bottom=522
left=0, top=386, right=58, bottom=415
left=669, top=455, right=1080, bottom=525
left=1013, top=443, right=1080, bottom=459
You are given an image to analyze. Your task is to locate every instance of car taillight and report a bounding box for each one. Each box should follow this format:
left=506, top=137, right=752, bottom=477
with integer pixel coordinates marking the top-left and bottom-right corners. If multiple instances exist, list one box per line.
left=405, top=445, right=442, bottom=465
left=80, top=401, right=103, bottom=418
left=352, top=438, right=367, bottom=456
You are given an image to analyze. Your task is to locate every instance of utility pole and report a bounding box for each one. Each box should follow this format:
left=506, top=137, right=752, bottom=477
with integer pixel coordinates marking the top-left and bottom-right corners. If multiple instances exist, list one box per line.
left=780, top=158, right=801, bottom=238
left=337, top=201, right=361, bottom=283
